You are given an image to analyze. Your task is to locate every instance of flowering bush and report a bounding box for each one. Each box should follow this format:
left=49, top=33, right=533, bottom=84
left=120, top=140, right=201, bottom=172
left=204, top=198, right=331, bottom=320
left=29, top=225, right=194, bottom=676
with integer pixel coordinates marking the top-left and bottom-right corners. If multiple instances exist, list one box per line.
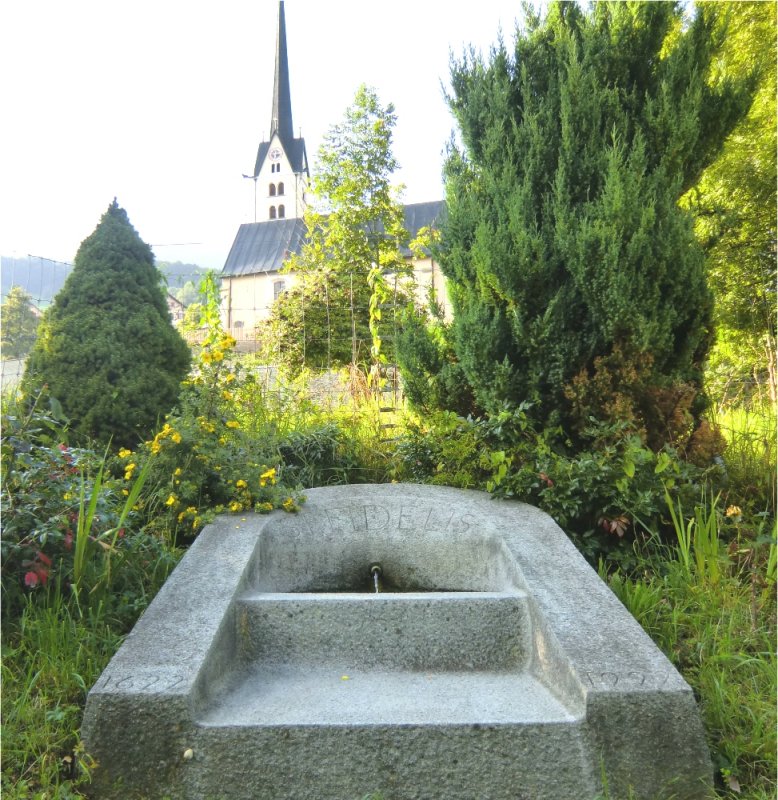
left=136, top=329, right=303, bottom=540
left=0, top=397, right=174, bottom=618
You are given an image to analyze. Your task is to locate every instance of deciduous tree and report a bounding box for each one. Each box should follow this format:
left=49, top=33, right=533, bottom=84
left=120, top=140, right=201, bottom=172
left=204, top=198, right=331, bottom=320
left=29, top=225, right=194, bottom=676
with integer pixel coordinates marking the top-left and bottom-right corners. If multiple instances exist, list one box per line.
left=683, top=1, right=776, bottom=406
left=268, top=85, right=413, bottom=375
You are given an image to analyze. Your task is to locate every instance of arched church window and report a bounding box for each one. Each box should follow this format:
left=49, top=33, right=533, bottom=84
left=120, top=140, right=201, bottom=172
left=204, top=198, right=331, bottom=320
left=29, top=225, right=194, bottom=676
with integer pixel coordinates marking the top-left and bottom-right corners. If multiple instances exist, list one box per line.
left=277, top=182, right=285, bottom=196
left=278, top=205, right=285, bottom=219
left=269, top=206, right=277, bottom=219
left=269, top=184, right=276, bottom=196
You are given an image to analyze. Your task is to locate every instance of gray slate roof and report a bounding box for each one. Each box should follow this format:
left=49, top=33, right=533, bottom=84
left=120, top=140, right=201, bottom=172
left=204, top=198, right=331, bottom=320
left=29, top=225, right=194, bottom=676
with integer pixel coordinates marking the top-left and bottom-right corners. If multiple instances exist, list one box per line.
left=221, top=201, right=445, bottom=278
left=222, top=217, right=307, bottom=277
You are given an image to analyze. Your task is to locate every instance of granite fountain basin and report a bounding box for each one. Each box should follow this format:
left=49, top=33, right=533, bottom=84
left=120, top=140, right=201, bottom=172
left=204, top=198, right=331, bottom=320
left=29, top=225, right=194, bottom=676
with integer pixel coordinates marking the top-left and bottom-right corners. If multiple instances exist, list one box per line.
left=82, top=484, right=713, bottom=800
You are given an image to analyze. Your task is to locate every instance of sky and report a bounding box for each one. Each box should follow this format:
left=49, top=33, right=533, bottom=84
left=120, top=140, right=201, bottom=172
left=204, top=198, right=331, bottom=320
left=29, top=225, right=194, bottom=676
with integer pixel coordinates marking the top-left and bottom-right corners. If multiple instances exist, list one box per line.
left=1, top=1, right=535, bottom=271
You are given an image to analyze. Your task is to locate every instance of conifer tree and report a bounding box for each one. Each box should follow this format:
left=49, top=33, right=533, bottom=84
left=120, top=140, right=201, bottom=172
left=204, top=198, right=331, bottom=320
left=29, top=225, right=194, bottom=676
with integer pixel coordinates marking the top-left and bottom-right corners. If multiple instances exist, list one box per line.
left=1, top=286, right=39, bottom=359
left=23, top=201, right=191, bottom=447
left=401, top=1, right=753, bottom=448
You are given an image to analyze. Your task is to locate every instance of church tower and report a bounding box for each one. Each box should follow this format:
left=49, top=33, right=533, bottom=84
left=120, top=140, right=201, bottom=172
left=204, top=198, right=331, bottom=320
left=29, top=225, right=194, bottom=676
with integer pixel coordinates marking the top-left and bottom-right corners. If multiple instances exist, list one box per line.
left=250, top=1, right=309, bottom=221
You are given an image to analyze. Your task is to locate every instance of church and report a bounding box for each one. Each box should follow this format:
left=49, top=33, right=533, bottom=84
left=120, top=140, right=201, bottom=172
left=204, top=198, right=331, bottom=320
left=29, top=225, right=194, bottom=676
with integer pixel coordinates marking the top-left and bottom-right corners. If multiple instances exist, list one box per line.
left=219, top=1, right=448, bottom=342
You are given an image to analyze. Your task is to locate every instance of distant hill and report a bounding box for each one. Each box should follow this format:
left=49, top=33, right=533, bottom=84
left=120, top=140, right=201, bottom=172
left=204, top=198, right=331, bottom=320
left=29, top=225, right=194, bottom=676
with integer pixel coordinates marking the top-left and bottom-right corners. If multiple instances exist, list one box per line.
left=158, top=261, right=210, bottom=291
left=1, top=256, right=210, bottom=307
left=1, top=255, right=72, bottom=307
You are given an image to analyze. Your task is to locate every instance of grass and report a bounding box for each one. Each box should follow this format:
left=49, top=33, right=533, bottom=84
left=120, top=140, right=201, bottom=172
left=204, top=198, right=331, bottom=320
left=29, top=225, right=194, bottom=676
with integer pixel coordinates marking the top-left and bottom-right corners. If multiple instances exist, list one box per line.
left=1, top=592, right=125, bottom=797
left=715, top=403, right=777, bottom=517
left=605, top=496, right=777, bottom=799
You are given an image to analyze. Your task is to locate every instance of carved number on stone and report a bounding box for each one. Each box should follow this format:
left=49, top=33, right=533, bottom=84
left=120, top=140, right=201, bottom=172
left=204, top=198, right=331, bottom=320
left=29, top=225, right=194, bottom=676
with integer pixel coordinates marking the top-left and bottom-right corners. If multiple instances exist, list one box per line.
left=100, top=673, right=184, bottom=691
left=585, top=671, right=670, bottom=688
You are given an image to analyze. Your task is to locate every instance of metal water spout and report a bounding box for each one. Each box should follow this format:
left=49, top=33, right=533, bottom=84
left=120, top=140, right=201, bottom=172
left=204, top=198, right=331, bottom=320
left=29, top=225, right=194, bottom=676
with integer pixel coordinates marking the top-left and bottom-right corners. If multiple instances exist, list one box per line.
left=369, top=563, right=383, bottom=593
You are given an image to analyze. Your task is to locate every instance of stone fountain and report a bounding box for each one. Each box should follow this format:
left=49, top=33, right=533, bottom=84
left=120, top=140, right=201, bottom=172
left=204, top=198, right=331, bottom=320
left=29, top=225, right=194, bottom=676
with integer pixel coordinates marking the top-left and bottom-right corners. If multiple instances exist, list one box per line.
left=82, top=484, right=712, bottom=799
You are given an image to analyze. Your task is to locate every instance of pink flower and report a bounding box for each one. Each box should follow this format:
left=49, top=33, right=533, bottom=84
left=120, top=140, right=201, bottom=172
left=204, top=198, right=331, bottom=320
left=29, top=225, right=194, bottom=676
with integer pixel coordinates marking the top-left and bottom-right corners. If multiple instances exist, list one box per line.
left=24, top=571, right=39, bottom=588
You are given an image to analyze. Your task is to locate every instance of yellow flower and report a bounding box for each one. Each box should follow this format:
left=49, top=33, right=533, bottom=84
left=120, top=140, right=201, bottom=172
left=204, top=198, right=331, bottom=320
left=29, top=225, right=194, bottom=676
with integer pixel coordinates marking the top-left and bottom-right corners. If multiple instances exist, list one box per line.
left=225, top=420, right=240, bottom=429
left=124, top=463, right=137, bottom=480
left=222, top=390, right=234, bottom=401
left=259, top=466, right=277, bottom=487
left=63, top=492, right=73, bottom=501
left=118, top=448, right=133, bottom=459
left=197, top=416, right=216, bottom=434
left=282, top=497, right=297, bottom=512
left=171, top=431, right=182, bottom=444
left=211, top=350, right=225, bottom=362
left=229, top=501, right=243, bottom=512
left=236, top=479, right=247, bottom=488
left=725, top=505, right=742, bottom=519
left=224, top=373, right=236, bottom=384
left=165, top=494, right=177, bottom=507
left=174, top=467, right=182, bottom=477
left=257, top=502, right=273, bottom=513
left=122, top=489, right=129, bottom=496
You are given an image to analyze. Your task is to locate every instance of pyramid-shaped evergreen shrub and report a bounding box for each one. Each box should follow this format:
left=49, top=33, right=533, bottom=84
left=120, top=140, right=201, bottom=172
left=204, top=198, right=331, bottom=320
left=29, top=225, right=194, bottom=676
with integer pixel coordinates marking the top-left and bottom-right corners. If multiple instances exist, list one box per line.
left=23, top=201, right=191, bottom=448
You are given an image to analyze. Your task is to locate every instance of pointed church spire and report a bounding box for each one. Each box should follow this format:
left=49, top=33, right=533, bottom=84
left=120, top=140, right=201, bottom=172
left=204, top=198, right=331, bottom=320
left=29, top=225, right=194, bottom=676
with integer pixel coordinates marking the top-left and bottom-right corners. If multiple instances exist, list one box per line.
left=270, top=1, right=294, bottom=148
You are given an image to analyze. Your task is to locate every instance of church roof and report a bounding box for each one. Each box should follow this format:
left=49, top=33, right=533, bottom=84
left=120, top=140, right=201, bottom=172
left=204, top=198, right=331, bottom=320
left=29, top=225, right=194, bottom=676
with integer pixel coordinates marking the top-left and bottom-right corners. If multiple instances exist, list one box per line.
left=400, top=200, right=445, bottom=255
left=222, top=201, right=445, bottom=278
left=222, top=217, right=307, bottom=277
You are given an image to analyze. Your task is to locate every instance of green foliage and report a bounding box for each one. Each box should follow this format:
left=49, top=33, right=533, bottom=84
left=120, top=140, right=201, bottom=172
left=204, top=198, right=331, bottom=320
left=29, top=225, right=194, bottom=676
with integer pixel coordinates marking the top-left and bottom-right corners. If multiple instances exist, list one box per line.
left=268, top=85, right=414, bottom=376
left=0, top=393, right=176, bottom=621
left=134, top=330, right=304, bottom=541
left=21, top=201, right=191, bottom=448
left=1, top=596, right=119, bottom=797
left=395, top=304, right=475, bottom=417
left=415, top=2, right=753, bottom=447
left=395, top=407, right=721, bottom=564
left=715, top=404, right=777, bottom=518
left=1, top=286, right=40, bottom=360
left=173, top=279, right=201, bottom=307
left=605, top=506, right=776, bottom=797
left=683, top=2, right=777, bottom=408
left=270, top=269, right=377, bottom=372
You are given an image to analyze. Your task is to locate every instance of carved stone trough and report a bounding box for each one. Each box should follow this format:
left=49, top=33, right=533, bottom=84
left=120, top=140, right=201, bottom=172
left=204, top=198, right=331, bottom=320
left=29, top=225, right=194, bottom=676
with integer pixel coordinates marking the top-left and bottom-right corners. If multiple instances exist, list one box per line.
left=82, top=484, right=712, bottom=799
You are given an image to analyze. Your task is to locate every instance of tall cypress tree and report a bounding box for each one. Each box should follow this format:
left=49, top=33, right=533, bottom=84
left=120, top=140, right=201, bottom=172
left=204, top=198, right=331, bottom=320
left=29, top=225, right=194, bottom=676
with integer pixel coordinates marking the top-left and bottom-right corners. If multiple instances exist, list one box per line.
left=23, top=201, right=191, bottom=447
left=402, top=1, right=752, bottom=447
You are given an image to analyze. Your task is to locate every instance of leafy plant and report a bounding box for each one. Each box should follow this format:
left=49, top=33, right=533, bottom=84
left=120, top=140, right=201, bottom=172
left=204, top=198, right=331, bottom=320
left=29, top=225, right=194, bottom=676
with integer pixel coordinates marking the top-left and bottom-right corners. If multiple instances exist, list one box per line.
left=0, top=394, right=168, bottom=619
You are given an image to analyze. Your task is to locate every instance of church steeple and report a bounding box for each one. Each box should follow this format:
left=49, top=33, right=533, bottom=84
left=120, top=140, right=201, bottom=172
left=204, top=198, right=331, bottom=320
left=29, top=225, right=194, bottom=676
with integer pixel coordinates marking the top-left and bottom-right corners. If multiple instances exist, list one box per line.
left=249, top=0, right=308, bottom=221
left=271, top=0, right=294, bottom=149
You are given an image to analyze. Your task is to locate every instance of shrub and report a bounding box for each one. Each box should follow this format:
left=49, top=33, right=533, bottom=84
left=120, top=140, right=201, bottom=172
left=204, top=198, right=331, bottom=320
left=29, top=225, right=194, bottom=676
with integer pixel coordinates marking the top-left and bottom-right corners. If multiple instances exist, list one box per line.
left=0, top=393, right=177, bottom=622
left=133, top=321, right=305, bottom=541
left=400, top=2, right=753, bottom=447
left=22, top=200, right=191, bottom=449
left=395, top=407, right=722, bottom=564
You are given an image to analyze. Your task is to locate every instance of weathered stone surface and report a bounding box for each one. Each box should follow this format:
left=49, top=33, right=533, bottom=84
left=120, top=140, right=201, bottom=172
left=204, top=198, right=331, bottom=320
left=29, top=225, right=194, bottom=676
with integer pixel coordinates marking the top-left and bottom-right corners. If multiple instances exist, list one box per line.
left=82, top=484, right=712, bottom=799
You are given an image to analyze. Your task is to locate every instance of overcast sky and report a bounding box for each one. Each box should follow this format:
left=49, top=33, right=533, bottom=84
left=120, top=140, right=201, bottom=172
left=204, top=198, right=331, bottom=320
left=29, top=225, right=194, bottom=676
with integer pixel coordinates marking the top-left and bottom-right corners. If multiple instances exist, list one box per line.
left=1, top=1, right=535, bottom=270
